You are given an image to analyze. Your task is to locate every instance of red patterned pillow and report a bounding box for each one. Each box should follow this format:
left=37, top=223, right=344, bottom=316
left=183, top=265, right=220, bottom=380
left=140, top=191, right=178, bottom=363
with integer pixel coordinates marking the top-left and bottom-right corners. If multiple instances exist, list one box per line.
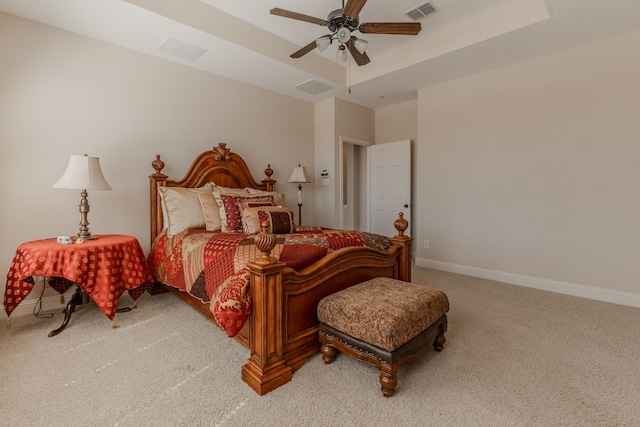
left=258, top=209, right=294, bottom=234
left=279, top=244, right=328, bottom=270
left=220, top=195, right=274, bottom=232
left=242, top=206, right=291, bottom=234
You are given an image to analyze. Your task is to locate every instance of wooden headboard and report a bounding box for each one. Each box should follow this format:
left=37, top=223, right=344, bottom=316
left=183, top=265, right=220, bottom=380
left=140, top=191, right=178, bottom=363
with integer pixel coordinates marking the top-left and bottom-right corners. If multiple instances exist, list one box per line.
left=149, top=143, right=276, bottom=244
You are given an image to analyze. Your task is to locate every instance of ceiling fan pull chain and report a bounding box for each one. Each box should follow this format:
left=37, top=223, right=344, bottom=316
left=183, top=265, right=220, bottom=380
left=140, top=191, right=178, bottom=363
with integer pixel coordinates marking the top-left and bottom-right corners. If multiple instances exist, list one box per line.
left=348, top=56, right=352, bottom=94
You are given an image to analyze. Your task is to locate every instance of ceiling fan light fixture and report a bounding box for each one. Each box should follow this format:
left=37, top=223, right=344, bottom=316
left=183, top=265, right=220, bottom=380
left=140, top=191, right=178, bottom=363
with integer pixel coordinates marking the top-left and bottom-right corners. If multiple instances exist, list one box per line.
left=353, top=38, right=369, bottom=54
left=316, top=36, right=332, bottom=52
left=271, top=3, right=421, bottom=66
left=336, top=44, right=348, bottom=62
left=336, top=26, right=351, bottom=44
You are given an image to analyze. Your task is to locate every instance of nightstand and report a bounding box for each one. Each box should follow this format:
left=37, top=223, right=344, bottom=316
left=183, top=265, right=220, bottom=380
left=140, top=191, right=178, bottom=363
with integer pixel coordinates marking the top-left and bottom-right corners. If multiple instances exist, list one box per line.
left=4, top=234, right=153, bottom=336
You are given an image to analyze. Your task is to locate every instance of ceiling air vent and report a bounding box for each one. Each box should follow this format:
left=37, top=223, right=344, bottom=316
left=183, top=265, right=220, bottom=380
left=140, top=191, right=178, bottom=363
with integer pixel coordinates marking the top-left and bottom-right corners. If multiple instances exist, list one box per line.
left=158, top=37, right=207, bottom=62
left=404, top=2, right=437, bottom=21
left=294, top=79, right=335, bottom=95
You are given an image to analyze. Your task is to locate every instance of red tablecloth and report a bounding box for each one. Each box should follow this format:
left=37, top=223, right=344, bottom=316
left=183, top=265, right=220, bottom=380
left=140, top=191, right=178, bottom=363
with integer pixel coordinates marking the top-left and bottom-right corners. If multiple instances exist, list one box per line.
left=4, top=235, right=153, bottom=320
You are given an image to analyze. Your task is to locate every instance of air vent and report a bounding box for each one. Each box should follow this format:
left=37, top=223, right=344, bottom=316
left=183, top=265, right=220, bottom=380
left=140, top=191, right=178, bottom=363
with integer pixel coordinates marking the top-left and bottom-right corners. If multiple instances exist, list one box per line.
left=294, top=79, right=335, bottom=95
left=158, top=37, right=207, bottom=62
left=404, top=2, right=437, bottom=21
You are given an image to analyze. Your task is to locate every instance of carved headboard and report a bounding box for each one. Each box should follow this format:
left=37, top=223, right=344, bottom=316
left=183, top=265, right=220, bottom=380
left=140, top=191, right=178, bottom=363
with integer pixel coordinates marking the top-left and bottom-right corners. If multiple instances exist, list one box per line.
left=149, top=143, right=276, bottom=244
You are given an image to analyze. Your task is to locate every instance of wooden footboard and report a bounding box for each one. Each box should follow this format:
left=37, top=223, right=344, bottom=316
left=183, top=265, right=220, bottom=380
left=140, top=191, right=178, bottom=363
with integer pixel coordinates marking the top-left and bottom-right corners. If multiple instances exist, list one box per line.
left=242, top=216, right=412, bottom=395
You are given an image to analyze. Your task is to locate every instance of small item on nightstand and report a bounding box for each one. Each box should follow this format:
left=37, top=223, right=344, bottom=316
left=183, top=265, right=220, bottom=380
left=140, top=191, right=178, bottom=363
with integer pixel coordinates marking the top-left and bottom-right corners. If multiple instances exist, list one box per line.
left=56, top=236, right=72, bottom=245
left=74, top=237, right=84, bottom=244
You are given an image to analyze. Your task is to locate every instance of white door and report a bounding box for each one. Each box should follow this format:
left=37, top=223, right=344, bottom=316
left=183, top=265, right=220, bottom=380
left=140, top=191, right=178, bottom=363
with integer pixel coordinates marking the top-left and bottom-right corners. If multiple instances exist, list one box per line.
left=370, top=140, right=412, bottom=237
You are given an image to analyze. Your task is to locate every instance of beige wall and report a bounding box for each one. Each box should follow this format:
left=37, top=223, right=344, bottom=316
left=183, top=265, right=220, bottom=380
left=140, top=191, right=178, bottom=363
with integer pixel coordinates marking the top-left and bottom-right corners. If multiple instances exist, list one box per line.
left=314, top=97, right=374, bottom=229
left=414, top=29, right=640, bottom=302
left=375, top=100, right=417, bottom=145
left=0, top=13, right=314, bottom=316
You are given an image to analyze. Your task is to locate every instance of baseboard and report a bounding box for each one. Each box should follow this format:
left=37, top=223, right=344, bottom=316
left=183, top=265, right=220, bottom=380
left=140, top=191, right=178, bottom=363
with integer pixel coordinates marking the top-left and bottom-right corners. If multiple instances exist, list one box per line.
left=415, top=258, right=640, bottom=308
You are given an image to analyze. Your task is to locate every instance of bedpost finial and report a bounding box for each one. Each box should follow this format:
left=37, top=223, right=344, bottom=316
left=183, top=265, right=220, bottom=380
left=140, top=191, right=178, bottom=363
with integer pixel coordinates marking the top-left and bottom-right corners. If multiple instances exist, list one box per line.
left=152, top=154, right=165, bottom=174
left=265, top=164, right=273, bottom=179
left=253, top=221, right=277, bottom=265
left=394, top=212, right=409, bottom=237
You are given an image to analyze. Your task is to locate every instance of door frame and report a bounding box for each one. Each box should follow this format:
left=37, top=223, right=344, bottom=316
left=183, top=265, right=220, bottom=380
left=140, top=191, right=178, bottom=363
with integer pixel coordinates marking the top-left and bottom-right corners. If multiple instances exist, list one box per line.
left=339, top=135, right=373, bottom=230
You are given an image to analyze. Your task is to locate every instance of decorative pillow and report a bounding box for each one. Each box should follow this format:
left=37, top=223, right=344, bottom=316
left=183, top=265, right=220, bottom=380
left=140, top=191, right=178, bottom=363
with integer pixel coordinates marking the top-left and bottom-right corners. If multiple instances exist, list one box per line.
left=279, top=244, right=328, bottom=271
left=245, top=188, right=286, bottom=207
left=220, top=194, right=274, bottom=232
left=212, top=187, right=251, bottom=232
left=158, top=184, right=213, bottom=237
left=212, top=184, right=250, bottom=194
left=258, top=209, right=294, bottom=234
left=238, top=198, right=274, bottom=211
left=198, top=193, right=222, bottom=231
left=242, top=206, right=292, bottom=234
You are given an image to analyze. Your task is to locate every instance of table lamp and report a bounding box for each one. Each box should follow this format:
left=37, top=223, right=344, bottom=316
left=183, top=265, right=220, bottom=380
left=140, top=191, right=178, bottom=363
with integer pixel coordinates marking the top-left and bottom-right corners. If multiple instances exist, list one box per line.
left=287, top=164, right=311, bottom=225
left=53, top=154, right=112, bottom=240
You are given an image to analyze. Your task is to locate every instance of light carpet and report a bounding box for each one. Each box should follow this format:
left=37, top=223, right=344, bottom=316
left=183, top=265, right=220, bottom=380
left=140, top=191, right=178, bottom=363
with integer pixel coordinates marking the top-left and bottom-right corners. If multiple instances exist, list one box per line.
left=1, top=267, right=639, bottom=427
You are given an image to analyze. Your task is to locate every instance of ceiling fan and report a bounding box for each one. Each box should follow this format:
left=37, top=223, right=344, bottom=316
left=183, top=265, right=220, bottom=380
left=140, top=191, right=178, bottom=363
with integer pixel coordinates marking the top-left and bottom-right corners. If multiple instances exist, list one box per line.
left=271, top=0, right=421, bottom=66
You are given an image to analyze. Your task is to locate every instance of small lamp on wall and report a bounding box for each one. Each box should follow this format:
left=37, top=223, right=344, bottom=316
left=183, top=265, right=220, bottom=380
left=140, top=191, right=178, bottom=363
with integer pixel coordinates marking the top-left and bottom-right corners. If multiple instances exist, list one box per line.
left=53, top=154, right=112, bottom=240
left=287, top=164, right=311, bottom=225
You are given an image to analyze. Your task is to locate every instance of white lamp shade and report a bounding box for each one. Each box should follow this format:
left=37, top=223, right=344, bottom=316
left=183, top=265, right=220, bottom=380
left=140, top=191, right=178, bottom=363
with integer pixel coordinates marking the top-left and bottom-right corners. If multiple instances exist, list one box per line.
left=316, top=36, right=332, bottom=52
left=353, top=38, right=369, bottom=54
left=287, top=165, right=312, bottom=184
left=336, top=27, right=351, bottom=44
left=53, top=155, right=112, bottom=190
left=336, top=45, right=348, bottom=62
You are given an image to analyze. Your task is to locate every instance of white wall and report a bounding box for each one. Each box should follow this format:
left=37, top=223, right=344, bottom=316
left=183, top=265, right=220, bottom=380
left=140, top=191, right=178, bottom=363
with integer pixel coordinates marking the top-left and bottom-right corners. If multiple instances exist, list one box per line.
left=375, top=100, right=418, bottom=145
left=313, top=97, right=374, bottom=229
left=413, top=29, right=640, bottom=304
left=0, top=13, right=314, bottom=316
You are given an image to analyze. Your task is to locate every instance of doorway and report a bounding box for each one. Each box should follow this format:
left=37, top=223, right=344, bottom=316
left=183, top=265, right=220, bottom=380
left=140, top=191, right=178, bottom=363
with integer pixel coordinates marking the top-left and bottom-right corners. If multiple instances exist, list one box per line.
left=340, top=138, right=412, bottom=236
left=340, top=136, right=371, bottom=231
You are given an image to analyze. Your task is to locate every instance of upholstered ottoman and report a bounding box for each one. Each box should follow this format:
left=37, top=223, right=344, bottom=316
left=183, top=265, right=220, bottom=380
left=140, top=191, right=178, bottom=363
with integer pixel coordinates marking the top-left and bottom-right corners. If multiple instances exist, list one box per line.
left=317, top=277, right=449, bottom=397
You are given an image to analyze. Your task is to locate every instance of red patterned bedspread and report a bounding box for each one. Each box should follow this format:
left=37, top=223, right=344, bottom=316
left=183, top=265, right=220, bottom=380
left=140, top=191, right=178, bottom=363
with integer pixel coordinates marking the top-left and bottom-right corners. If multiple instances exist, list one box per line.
left=148, top=228, right=390, bottom=337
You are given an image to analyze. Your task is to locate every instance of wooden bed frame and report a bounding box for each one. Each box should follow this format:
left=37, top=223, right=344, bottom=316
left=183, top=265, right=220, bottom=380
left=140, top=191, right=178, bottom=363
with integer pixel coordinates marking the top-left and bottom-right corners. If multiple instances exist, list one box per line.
left=149, top=143, right=413, bottom=395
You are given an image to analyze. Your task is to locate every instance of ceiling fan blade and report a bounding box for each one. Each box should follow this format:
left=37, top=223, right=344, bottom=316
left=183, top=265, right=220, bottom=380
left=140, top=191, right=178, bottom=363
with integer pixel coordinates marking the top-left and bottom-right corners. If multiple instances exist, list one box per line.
left=343, top=0, right=368, bottom=19
left=270, top=8, right=328, bottom=26
left=290, top=40, right=318, bottom=59
left=359, top=22, right=422, bottom=36
left=346, top=40, right=371, bottom=66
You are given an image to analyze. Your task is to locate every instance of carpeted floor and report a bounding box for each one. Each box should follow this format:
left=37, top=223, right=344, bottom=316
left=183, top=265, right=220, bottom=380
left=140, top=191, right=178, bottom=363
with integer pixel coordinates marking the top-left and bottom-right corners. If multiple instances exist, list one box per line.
left=1, top=267, right=639, bottom=426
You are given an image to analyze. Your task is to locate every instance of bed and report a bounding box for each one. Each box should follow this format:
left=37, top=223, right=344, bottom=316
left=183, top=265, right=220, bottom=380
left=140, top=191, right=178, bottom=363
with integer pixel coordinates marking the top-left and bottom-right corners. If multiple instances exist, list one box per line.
left=148, top=143, right=412, bottom=395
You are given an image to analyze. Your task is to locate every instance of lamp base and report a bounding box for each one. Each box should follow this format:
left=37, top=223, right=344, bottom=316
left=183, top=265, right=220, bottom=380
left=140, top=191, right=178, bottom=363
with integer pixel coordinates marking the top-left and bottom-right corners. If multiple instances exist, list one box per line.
left=77, top=189, right=96, bottom=240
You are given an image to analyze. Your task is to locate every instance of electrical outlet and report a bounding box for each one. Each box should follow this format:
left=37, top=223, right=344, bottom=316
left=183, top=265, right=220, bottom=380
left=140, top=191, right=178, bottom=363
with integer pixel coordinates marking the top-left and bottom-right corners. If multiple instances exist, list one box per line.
left=60, top=295, right=65, bottom=304
left=423, top=240, right=430, bottom=249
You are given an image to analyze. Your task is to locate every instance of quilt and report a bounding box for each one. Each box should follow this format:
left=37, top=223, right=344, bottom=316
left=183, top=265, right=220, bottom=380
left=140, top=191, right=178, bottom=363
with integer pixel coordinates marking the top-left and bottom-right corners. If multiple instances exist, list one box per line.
left=148, top=228, right=391, bottom=337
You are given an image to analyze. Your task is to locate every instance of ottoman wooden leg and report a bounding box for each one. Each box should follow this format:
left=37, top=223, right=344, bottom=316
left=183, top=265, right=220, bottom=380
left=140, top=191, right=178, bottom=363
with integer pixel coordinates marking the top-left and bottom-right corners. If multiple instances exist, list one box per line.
left=321, top=342, right=337, bottom=364
left=433, top=322, right=447, bottom=352
left=379, top=364, right=399, bottom=398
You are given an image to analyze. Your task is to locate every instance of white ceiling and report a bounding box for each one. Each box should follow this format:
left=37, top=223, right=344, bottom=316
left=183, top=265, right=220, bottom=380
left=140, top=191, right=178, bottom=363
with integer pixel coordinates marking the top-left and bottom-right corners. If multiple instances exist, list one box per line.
left=1, top=0, right=640, bottom=109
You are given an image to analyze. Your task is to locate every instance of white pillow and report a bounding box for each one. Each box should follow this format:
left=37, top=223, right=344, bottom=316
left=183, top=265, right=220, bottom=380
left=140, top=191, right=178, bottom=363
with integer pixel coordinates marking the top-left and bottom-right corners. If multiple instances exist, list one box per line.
left=158, top=184, right=214, bottom=237
left=245, top=188, right=286, bottom=207
left=198, top=193, right=222, bottom=232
